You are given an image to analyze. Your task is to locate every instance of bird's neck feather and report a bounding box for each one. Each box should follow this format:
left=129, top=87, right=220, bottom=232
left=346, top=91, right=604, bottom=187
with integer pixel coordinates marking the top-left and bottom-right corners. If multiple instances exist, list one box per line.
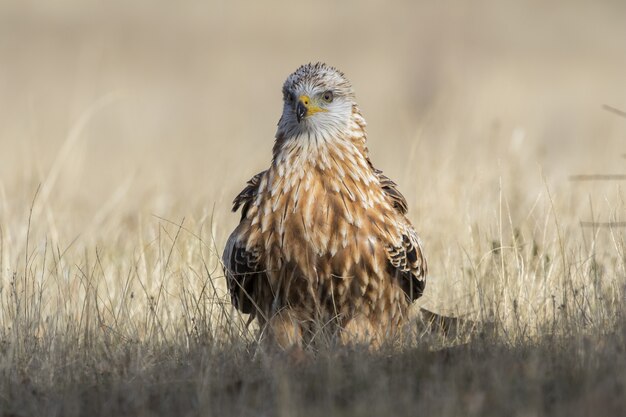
left=272, top=106, right=369, bottom=169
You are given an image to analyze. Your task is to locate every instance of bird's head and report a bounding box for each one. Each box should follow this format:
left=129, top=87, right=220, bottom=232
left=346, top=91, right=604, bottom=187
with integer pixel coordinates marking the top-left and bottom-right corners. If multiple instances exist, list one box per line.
left=277, top=63, right=356, bottom=140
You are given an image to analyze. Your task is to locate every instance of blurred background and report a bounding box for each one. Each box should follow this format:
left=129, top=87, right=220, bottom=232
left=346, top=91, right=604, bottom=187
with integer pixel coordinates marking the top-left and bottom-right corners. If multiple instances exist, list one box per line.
left=0, top=1, right=625, bottom=312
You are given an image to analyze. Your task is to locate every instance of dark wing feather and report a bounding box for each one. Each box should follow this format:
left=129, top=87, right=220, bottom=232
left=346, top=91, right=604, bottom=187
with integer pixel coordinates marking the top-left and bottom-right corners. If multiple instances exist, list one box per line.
left=223, top=171, right=267, bottom=315
left=386, top=229, right=427, bottom=301
left=232, top=171, right=265, bottom=220
left=374, top=168, right=408, bottom=214
left=371, top=165, right=425, bottom=300
left=223, top=236, right=264, bottom=314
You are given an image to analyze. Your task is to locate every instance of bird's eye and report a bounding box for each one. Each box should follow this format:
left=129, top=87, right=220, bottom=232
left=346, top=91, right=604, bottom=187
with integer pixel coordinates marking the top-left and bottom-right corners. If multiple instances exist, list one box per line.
left=322, top=91, right=334, bottom=103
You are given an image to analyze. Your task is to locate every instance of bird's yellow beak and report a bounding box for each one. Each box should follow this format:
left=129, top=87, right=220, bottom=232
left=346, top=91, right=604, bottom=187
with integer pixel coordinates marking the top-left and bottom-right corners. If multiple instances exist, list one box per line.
left=296, top=95, right=327, bottom=123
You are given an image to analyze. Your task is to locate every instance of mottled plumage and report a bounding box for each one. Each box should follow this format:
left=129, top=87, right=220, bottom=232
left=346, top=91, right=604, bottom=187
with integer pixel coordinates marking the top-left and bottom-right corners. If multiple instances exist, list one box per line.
left=223, top=63, right=427, bottom=348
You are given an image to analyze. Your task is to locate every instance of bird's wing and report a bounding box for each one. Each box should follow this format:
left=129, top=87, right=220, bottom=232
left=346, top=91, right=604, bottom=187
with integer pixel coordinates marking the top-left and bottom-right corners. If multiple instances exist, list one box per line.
left=371, top=167, right=426, bottom=301
left=223, top=171, right=267, bottom=315
left=385, top=226, right=427, bottom=301
left=232, top=171, right=265, bottom=220
left=374, top=168, right=408, bottom=215
left=223, top=232, right=265, bottom=315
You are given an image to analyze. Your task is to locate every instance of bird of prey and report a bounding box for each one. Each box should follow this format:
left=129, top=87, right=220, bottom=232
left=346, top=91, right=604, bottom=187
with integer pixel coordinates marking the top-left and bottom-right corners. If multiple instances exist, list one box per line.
left=223, top=63, right=427, bottom=348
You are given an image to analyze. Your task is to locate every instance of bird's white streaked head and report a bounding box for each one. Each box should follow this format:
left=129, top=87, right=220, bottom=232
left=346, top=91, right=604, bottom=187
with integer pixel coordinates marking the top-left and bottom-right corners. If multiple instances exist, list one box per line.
left=277, top=63, right=356, bottom=140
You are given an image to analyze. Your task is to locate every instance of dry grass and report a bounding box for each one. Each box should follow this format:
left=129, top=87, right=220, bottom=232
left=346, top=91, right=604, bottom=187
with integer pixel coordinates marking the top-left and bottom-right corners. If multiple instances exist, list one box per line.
left=1, top=1, right=626, bottom=416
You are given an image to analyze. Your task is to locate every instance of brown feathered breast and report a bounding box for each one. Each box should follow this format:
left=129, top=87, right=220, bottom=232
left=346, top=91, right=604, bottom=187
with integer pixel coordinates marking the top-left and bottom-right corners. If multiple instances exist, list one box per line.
left=223, top=106, right=426, bottom=347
